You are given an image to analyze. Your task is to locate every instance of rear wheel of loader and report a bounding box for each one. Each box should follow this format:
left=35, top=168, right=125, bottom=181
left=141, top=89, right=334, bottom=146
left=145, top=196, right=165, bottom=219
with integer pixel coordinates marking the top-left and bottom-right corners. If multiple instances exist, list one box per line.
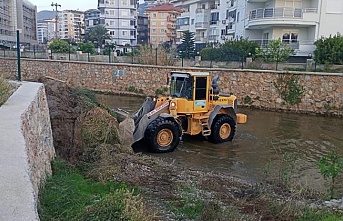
left=145, top=117, right=181, bottom=153
left=209, top=115, right=236, bottom=143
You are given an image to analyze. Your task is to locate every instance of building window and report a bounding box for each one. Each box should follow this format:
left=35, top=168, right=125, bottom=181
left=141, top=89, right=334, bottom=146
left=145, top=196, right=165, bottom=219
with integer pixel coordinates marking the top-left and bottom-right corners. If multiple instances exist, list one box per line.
left=161, top=21, right=165, bottom=25
left=151, top=36, right=156, bottom=41
left=122, top=31, right=127, bottom=36
left=160, top=29, right=165, bottom=33
left=237, top=12, right=240, bottom=22
left=151, top=21, right=156, bottom=26
left=191, top=19, right=194, bottom=25
left=152, top=29, right=156, bottom=33
left=153, top=13, right=156, bottom=18
left=122, top=0, right=128, bottom=5
left=161, top=13, right=165, bottom=18
left=122, top=20, right=129, bottom=26
left=282, top=31, right=298, bottom=43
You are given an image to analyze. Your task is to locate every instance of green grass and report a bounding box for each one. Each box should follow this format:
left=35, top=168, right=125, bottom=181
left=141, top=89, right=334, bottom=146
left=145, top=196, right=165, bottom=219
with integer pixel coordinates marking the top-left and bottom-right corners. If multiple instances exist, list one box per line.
left=38, top=159, right=136, bottom=221
left=170, top=184, right=205, bottom=220
left=297, top=209, right=343, bottom=221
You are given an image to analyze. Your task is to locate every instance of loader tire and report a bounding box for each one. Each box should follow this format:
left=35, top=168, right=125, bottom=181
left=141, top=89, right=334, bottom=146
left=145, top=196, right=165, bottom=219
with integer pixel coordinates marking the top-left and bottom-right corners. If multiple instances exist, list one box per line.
left=208, top=115, right=236, bottom=144
left=145, top=117, right=181, bottom=153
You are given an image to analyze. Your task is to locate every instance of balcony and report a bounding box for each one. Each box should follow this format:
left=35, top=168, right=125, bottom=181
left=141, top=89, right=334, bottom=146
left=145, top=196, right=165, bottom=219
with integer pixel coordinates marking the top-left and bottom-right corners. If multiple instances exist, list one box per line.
left=247, top=7, right=319, bottom=28
left=195, top=22, right=209, bottom=30
left=179, top=11, right=190, bottom=18
left=166, top=32, right=177, bottom=37
left=195, top=36, right=206, bottom=42
left=176, top=24, right=189, bottom=32
left=167, top=24, right=176, bottom=30
left=208, top=35, right=219, bottom=41
left=249, top=39, right=316, bottom=55
left=168, top=17, right=177, bottom=22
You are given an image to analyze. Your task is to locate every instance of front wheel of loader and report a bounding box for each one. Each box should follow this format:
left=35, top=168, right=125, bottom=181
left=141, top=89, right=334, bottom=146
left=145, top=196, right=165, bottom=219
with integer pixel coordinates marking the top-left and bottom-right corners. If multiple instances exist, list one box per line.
left=208, top=115, right=236, bottom=144
left=145, top=117, right=181, bottom=153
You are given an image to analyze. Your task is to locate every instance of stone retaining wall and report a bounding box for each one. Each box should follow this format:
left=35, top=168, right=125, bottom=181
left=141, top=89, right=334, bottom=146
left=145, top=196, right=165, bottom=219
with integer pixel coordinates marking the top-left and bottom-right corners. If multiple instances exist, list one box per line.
left=1, top=58, right=342, bottom=116
left=0, top=81, right=55, bottom=221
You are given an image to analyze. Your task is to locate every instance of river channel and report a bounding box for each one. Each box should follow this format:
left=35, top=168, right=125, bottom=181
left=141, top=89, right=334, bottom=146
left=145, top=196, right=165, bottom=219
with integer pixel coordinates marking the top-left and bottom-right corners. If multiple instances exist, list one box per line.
left=97, top=94, right=343, bottom=192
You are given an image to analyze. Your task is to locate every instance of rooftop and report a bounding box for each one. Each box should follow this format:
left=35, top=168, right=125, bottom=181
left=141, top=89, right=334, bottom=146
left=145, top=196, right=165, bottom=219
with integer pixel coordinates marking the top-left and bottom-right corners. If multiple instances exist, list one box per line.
left=146, top=4, right=183, bottom=12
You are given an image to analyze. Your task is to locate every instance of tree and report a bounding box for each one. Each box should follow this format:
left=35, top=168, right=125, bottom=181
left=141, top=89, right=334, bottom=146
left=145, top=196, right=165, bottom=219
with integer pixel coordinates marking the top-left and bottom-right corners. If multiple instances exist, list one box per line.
left=314, top=34, right=343, bottom=65
left=256, top=39, right=295, bottom=70
left=178, top=30, right=195, bottom=59
left=78, top=41, right=96, bottom=54
left=221, top=39, right=259, bottom=69
left=48, top=39, right=75, bottom=53
left=88, top=25, right=111, bottom=47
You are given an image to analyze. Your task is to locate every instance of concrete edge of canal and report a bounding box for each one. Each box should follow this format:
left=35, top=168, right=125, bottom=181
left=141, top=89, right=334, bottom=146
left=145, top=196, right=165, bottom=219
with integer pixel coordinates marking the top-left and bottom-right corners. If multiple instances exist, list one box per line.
left=0, top=81, right=55, bottom=221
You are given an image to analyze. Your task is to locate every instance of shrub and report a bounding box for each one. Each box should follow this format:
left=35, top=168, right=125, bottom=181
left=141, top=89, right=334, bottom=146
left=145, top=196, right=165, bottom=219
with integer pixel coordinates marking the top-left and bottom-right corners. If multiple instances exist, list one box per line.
left=0, top=76, right=10, bottom=106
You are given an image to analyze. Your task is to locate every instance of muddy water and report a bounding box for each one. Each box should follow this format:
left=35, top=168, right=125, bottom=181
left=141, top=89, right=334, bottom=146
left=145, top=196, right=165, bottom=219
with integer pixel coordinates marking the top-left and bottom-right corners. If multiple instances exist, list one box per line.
left=97, top=94, right=343, bottom=192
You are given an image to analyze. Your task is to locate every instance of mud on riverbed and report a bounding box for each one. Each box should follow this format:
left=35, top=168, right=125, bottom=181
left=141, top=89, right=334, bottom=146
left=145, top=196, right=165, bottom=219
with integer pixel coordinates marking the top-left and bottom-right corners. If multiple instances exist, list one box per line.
left=41, top=77, right=339, bottom=220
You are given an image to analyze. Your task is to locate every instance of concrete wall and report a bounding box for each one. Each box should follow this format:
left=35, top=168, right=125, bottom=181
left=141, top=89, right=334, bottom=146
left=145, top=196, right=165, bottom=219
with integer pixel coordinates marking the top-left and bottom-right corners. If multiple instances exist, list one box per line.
left=0, top=81, right=55, bottom=221
left=1, top=58, right=342, bottom=116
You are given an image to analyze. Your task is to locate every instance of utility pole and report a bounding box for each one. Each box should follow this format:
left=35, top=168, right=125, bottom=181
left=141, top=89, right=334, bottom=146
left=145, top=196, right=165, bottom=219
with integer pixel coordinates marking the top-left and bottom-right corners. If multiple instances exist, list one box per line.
left=51, top=2, right=61, bottom=39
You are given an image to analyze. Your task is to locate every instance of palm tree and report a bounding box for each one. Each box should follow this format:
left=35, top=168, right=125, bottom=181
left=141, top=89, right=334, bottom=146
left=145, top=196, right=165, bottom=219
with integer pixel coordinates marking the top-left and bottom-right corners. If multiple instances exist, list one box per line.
left=88, top=25, right=111, bottom=47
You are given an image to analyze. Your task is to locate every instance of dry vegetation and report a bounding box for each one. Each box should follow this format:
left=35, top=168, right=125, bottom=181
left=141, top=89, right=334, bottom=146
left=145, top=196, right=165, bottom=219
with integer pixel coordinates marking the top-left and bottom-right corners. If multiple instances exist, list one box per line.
left=0, top=76, right=11, bottom=106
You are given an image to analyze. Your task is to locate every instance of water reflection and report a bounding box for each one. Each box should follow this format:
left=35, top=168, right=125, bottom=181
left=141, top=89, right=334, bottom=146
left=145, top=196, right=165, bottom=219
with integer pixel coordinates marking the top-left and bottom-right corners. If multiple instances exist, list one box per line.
left=97, top=94, right=343, bottom=192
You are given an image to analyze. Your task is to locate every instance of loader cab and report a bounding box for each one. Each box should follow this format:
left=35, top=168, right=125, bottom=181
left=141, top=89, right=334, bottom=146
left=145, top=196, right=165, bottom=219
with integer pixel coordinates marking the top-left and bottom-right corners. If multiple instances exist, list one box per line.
left=169, top=72, right=210, bottom=113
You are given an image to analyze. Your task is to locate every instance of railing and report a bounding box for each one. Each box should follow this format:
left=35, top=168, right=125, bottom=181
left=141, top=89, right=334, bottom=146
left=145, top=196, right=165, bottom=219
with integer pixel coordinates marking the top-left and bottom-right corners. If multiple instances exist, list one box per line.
left=248, top=7, right=318, bottom=20
left=249, top=39, right=315, bottom=50
left=166, top=32, right=176, bottom=37
left=195, top=37, right=206, bottom=42
left=195, top=22, right=209, bottom=29
left=167, top=24, right=176, bottom=29
left=208, top=35, right=219, bottom=41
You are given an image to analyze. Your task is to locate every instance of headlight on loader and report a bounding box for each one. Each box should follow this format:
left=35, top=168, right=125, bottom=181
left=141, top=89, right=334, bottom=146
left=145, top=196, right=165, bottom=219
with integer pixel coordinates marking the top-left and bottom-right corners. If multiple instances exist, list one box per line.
left=170, top=101, right=177, bottom=110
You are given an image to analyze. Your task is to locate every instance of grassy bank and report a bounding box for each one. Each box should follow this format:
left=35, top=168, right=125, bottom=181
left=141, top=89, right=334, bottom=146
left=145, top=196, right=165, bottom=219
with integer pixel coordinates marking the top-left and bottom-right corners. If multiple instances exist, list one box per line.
left=38, top=159, right=157, bottom=221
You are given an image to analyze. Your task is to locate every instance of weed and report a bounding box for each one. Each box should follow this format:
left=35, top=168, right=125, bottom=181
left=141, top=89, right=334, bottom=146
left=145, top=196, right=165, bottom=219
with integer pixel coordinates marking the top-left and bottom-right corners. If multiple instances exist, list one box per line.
left=279, top=152, right=297, bottom=186
left=243, top=95, right=253, bottom=104
left=0, top=76, right=10, bottom=106
left=126, top=86, right=144, bottom=94
left=127, top=86, right=136, bottom=92
left=38, top=159, right=156, bottom=221
left=297, top=208, right=343, bottom=221
left=171, top=185, right=204, bottom=220
left=274, top=74, right=304, bottom=105
left=317, top=151, right=343, bottom=199
left=155, top=86, right=169, bottom=96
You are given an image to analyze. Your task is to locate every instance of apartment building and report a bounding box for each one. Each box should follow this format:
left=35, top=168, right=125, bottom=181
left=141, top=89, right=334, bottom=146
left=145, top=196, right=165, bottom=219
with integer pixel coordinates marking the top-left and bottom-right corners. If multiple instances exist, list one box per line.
left=173, top=0, right=343, bottom=56
left=0, top=0, right=37, bottom=48
left=84, top=9, right=100, bottom=35
left=98, top=0, right=138, bottom=46
left=137, top=15, right=149, bottom=44
left=37, top=18, right=56, bottom=44
left=58, top=10, right=85, bottom=42
left=146, top=4, right=182, bottom=46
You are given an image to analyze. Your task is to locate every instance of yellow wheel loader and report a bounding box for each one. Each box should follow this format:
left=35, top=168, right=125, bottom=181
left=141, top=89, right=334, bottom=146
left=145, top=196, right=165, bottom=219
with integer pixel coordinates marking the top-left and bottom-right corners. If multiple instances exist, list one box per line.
left=131, top=71, right=247, bottom=153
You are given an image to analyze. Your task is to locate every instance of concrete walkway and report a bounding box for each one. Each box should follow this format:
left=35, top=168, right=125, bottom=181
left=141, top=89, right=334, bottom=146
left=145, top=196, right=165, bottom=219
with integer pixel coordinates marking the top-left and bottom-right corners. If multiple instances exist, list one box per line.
left=0, top=82, right=41, bottom=221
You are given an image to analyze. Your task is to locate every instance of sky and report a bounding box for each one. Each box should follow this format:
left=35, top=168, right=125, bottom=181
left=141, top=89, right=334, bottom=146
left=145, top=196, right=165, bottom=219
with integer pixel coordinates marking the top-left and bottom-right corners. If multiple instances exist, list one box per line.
left=33, top=0, right=145, bottom=12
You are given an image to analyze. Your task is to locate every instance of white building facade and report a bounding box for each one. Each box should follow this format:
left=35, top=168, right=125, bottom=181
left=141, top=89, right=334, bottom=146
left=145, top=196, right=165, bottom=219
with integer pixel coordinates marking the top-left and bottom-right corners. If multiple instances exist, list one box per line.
left=37, top=19, right=56, bottom=44
left=0, top=0, right=37, bottom=47
left=98, top=0, right=138, bottom=46
left=173, top=0, right=343, bottom=56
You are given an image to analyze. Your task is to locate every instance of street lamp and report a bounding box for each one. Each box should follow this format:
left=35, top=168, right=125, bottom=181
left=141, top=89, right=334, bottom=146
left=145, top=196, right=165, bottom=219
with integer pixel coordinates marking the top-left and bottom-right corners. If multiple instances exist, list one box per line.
left=16, top=29, right=21, bottom=81
left=179, top=50, right=183, bottom=67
